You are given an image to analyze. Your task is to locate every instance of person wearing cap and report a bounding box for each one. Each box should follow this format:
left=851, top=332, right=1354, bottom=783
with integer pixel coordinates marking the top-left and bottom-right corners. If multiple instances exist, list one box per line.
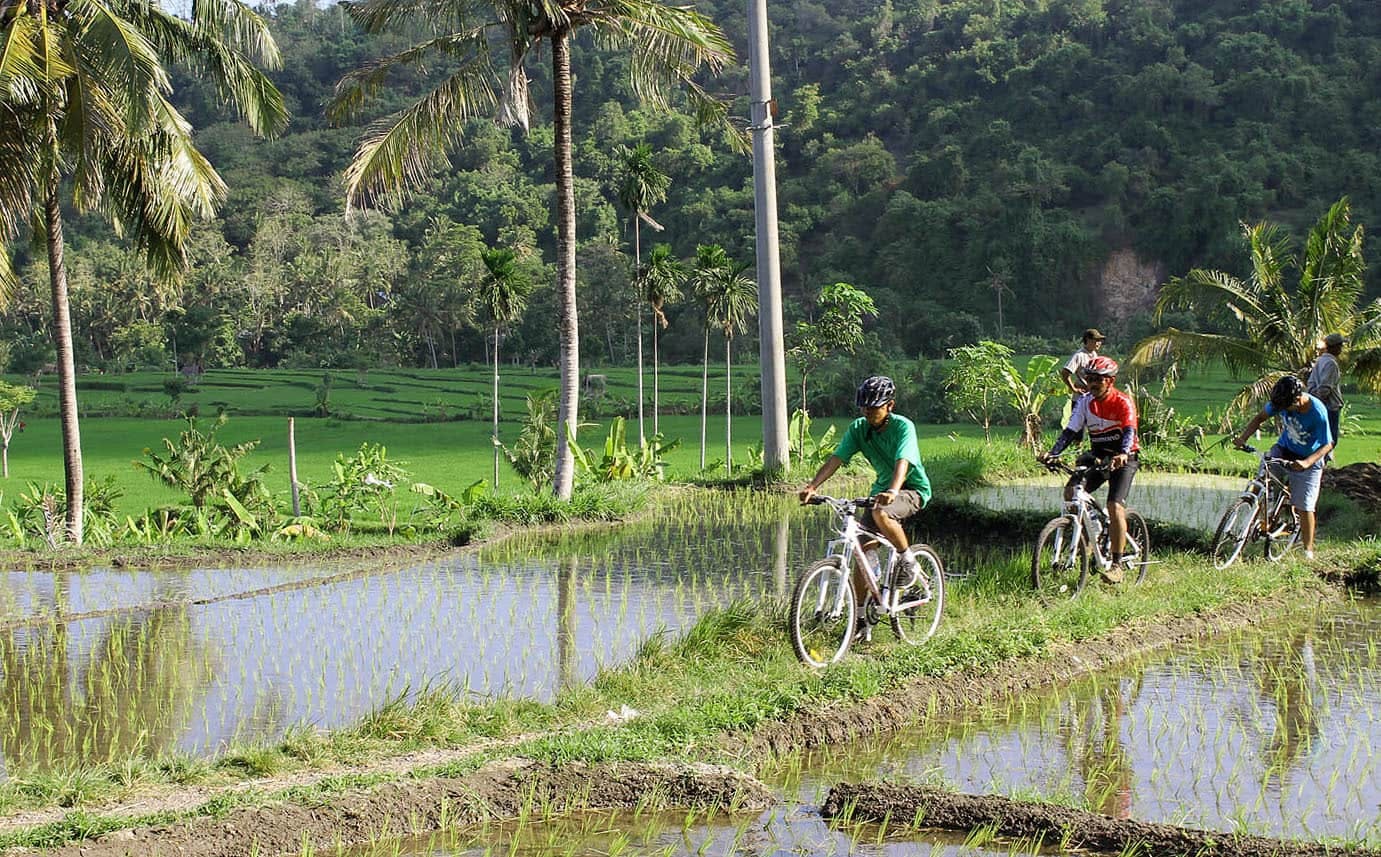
left=1060, top=329, right=1106, bottom=398
left=1038, top=355, right=1139, bottom=583
left=1307, top=333, right=1345, bottom=456
left=1232, top=376, right=1333, bottom=559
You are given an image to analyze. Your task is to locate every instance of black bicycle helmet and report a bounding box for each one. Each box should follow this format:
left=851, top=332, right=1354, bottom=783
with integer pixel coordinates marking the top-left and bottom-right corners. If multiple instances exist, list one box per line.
left=855, top=375, right=896, bottom=408
left=1270, top=375, right=1305, bottom=410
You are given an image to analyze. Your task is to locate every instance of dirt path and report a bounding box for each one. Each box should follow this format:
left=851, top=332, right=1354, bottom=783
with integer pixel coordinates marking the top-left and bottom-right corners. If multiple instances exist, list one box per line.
left=822, top=781, right=1380, bottom=857
left=39, top=760, right=773, bottom=857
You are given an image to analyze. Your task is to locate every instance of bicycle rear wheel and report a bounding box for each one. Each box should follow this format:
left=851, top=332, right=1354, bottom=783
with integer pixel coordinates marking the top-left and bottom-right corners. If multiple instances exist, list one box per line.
left=1265, top=492, right=1300, bottom=561
left=790, top=558, right=856, bottom=667
left=1032, top=515, right=1089, bottom=599
left=889, top=545, right=944, bottom=644
left=1211, top=498, right=1257, bottom=570
left=1124, top=510, right=1151, bottom=584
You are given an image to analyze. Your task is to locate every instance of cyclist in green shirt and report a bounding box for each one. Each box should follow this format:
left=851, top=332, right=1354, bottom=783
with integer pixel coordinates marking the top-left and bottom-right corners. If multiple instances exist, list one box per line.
left=799, top=375, right=932, bottom=587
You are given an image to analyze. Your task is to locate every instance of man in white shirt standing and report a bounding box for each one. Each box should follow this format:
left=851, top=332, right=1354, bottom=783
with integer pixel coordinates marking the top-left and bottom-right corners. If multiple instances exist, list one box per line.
left=1060, top=328, right=1105, bottom=399
left=1308, top=332, right=1345, bottom=457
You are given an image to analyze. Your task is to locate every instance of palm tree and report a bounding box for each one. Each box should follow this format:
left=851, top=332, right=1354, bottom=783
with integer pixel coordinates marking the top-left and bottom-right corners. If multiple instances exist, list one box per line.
left=638, top=243, right=685, bottom=437
left=330, top=0, right=731, bottom=500
left=1132, top=198, right=1381, bottom=415
left=475, top=247, right=532, bottom=490
left=705, top=261, right=756, bottom=473
left=0, top=0, right=287, bottom=543
left=691, top=244, right=729, bottom=470
left=615, top=143, right=670, bottom=445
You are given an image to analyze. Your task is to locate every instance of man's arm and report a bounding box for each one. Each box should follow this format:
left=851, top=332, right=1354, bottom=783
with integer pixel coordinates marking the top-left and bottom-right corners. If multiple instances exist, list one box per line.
left=799, top=455, right=844, bottom=503
left=1293, top=441, right=1333, bottom=470
left=1059, top=367, right=1079, bottom=394
left=875, top=459, right=910, bottom=505
left=1232, top=410, right=1270, bottom=448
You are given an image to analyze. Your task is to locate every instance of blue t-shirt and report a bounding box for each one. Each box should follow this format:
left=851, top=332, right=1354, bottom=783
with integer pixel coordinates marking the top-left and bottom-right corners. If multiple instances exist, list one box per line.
left=832, top=414, right=931, bottom=503
left=1265, top=394, right=1333, bottom=457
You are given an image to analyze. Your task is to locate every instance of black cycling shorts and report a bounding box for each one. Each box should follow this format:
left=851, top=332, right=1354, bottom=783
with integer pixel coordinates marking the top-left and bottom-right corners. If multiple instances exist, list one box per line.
left=1068, top=451, right=1138, bottom=507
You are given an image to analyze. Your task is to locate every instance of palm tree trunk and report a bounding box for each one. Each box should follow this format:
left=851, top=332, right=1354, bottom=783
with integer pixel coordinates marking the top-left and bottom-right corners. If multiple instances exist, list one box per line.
left=45, top=167, right=83, bottom=545
left=725, top=335, right=732, bottom=474
left=634, top=218, right=645, bottom=446
left=551, top=30, right=579, bottom=501
left=493, top=325, right=501, bottom=491
left=652, top=323, right=660, bottom=437
left=699, top=327, right=709, bottom=470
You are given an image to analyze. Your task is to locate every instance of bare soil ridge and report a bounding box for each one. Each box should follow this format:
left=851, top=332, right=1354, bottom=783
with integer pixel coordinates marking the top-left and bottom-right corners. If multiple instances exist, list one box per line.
left=37, top=761, right=771, bottom=857
left=822, top=782, right=1380, bottom=857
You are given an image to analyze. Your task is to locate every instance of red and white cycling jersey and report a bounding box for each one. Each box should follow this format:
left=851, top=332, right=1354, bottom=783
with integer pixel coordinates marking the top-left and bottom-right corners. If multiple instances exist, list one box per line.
left=1067, top=389, right=1140, bottom=454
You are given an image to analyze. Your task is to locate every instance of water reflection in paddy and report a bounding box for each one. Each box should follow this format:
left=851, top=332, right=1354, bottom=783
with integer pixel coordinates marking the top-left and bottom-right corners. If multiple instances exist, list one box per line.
left=0, top=497, right=871, bottom=767
left=775, top=596, right=1381, bottom=843
left=965, top=472, right=1242, bottom=531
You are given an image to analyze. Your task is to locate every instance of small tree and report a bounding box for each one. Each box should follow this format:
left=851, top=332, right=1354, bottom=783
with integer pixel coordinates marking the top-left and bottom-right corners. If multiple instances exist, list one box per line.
left=946, top=341, right=1062, bottom=448
left=787, top=282, right=876, bottom=462
left=946, top=342, right=1011, bottom=441
left=0, top=382, right=36, bottom=479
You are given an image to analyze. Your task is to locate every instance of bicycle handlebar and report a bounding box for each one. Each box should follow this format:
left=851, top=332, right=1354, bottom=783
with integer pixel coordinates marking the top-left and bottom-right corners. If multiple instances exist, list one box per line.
left=1038, top=456, right=1115, bottom=476
left=806, top=494, right=876, bottom=510
left=1234, top=444, right=1296, bottom=467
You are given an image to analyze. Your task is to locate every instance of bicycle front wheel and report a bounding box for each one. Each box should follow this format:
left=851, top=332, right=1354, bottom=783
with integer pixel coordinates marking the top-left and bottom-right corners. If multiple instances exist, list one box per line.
left=790, top=558, right=856, bottom=667
left=1032, top=515, right=1089, bottom=599
left=1124, top=510, right=1151, bottom=584
left=1211, top=498, right=1257, bottom=570
left=1265, top=493, right=1300, bottom=561
left=890, top=545, right=945, bottom=644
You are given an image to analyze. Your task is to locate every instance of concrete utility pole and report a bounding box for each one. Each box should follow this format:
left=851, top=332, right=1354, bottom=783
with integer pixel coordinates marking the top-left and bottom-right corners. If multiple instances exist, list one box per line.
left=748, top=0, right=790, bottom=477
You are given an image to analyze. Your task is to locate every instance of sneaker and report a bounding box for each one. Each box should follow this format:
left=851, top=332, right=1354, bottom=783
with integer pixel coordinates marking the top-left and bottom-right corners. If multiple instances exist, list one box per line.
left=1304, top=549, right=1316, bottom=560
left=853, top=618, right=873, bottom=643
left=1099, top=562, right=1125, bottom=585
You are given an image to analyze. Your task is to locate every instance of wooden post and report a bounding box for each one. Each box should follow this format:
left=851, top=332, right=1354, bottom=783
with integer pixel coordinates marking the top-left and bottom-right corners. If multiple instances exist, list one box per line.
left=288, top=417, right=301, bottom=517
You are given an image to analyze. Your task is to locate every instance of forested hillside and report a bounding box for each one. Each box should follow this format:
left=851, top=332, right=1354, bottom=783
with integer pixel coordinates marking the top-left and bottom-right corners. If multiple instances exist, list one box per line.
left=4, top=0, right=1378, bottom=373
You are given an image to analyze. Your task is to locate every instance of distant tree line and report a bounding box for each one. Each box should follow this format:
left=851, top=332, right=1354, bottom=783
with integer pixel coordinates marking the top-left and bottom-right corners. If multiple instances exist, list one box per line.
left=6, top=0, right=1381, bottom=378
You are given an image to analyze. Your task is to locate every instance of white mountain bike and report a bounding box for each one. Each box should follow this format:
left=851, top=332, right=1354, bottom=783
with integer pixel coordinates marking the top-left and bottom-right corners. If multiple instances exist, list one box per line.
left=790, top=495, right=944, bottom=668
left=1031, top=457, right=1151, bottom=599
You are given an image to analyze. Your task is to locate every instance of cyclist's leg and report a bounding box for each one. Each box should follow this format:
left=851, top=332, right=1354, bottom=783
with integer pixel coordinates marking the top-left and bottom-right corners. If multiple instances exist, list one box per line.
left=1286, top=457, right=1323, bottom=554
left=1104, top=458, right=1138, bottom=560
left=864, top=491, right=924, bottom=560
left=1064, top=452, right=1098, bottom=501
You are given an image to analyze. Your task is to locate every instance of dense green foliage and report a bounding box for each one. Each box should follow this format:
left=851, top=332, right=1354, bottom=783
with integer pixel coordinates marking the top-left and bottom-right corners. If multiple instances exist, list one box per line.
left=5, top=0, right=1381, bottom=372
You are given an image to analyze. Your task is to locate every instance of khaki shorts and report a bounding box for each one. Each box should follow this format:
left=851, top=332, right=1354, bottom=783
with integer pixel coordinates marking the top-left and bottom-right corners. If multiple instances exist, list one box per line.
left=862, top=489, right=925, bottom=531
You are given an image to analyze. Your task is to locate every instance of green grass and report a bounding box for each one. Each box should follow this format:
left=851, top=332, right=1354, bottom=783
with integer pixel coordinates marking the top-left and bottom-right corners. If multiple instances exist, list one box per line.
left=0, top=363, right=1374, bottom=522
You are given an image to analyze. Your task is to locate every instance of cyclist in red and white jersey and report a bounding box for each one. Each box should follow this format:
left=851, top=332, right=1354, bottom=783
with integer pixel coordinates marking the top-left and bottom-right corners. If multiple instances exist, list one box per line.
left=1038, top=356, right=1140, bottom=582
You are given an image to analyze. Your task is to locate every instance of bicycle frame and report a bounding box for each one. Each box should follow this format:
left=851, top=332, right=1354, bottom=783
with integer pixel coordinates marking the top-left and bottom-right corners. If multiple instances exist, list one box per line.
left=1046, top=461, right=1118, bottom=571
left=813, top=496, right=929, bottom=615
left=1237, top=447, right=1295, bottom=536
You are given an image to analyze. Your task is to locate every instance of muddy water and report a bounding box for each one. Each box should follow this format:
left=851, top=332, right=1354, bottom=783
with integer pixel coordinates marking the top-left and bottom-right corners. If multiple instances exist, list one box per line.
left=348, top=807, right=1025, bottom=856
left=778, top=596, right=1381, bottom=844
left=965, top=473, right=1243, bottom=531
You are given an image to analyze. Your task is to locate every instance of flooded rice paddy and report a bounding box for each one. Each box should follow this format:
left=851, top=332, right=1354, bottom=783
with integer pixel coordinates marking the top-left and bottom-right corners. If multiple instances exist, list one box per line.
left=356, top=595, right=1381, bottom=856
left=965, top=472, right=1243, bottom=531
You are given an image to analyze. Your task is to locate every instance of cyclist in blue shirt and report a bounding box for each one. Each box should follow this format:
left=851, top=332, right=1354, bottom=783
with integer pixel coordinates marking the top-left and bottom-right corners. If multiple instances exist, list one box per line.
left=1231, top=375, right=1333, bottom=559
